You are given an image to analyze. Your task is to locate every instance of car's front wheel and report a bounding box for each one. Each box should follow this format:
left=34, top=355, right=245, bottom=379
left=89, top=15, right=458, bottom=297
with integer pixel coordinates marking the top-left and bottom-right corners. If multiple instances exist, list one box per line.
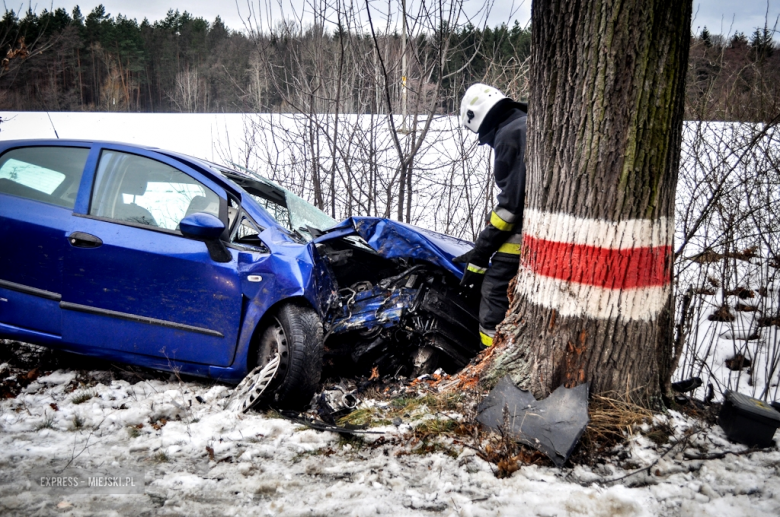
left=227, top=303, right=324, bottom=412
left=259, top=303, right=324, bottom=407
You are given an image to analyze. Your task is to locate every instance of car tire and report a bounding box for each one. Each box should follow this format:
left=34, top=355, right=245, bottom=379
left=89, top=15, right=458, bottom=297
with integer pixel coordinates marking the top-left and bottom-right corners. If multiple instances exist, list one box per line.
left=255, top=303, right=324, bottom=408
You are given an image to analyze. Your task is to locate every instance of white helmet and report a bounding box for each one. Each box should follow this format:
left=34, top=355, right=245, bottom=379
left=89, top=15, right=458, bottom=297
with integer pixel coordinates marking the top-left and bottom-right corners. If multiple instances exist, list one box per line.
left=460, top=83, right=506, bottom=133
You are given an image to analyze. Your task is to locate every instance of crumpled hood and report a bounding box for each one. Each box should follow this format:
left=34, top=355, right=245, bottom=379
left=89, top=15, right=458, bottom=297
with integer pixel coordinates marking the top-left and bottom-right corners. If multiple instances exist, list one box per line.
left=314, top=217, right=474, bottom=278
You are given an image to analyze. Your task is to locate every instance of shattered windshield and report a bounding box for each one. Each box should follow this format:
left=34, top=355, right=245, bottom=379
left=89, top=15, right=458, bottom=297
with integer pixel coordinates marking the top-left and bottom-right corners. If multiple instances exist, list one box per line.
left=284, top=189, right=338, bottom=237
left=246, top=176, right=337, bottom=240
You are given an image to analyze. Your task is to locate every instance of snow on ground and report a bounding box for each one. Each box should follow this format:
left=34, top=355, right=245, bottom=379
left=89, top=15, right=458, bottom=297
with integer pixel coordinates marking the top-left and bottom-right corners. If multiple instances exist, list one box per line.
left=0, top=352, right=778, bottom=516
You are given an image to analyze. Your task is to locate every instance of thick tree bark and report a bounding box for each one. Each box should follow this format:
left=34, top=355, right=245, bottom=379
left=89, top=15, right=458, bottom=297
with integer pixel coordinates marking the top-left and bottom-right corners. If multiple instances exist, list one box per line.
left=483, top=0, right=692, bottom=404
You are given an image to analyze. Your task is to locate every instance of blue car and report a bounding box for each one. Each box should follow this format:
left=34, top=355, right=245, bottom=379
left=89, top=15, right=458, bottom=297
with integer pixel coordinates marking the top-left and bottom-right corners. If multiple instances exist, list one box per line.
left=0, top=140, right=480, bottom=408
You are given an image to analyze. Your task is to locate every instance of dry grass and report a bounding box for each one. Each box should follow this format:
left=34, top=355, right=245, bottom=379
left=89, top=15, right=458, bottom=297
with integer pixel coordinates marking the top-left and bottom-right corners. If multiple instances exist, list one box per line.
left=574, top=394, right=656, bottom=462
left=71, top=390, right=97, bottom=405
left=477, top=434, right=549, bottom=477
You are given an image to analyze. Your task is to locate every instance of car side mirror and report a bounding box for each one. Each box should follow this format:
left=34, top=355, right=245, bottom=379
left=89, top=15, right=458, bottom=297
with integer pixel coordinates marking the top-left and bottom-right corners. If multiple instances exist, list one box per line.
left=180, top=212, right=225, bottom=241
left=180, top=212, right=231, bottom=263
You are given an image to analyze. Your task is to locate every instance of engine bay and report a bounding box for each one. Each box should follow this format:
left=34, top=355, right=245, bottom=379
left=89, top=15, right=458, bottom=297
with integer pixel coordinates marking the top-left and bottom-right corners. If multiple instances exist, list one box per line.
left=315, top=236, right=481, bottom=379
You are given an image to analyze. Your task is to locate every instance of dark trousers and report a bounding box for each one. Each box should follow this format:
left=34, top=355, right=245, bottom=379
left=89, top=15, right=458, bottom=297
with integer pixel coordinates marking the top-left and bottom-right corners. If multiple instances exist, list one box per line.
left=479, top=254, right=520, bottom=335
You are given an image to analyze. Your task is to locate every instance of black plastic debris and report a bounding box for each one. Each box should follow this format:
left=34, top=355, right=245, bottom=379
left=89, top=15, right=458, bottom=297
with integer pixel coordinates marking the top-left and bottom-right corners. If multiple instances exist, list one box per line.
left=672, top=377, right=702, bottom=393
left=476, top=376, right=589, bottom=467
left=718, top=390, right=780, bottom=448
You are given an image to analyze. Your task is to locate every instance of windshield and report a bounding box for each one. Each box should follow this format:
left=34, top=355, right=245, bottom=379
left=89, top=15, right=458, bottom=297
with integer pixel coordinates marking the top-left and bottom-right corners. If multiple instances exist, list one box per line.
left=284, top=189, right=338, bottom=236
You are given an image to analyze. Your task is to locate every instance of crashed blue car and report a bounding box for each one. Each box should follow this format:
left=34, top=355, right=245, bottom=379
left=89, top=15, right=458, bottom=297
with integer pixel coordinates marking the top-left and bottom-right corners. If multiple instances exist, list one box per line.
left=0, top=140, right=480, bottom=407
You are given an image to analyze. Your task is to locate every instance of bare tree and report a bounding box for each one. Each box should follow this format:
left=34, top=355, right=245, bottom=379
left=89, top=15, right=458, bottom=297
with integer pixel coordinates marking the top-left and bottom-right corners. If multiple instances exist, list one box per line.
left=232, top=0, right=526, bottom=232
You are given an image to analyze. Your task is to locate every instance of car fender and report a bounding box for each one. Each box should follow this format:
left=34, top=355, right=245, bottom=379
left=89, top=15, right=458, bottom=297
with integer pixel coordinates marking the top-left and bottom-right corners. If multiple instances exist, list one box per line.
left=210, top=235, right=334, bottom=383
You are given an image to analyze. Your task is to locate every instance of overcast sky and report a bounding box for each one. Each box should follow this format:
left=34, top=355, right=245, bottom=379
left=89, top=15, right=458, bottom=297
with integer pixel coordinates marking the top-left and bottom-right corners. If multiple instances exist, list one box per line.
left=26, top=1, right=780, bottom=38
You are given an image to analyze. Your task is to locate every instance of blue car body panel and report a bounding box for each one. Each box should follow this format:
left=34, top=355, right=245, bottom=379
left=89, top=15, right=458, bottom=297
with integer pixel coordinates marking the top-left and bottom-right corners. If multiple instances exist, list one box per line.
left=0, top=139, right=474, bottom=384
left=328, top=285, right=417, bottom=335
left=0, top=195, right=70, bottom=337
left=317, top=217, right=471, bottom=278
left=61, top=217, right=243, bottom=366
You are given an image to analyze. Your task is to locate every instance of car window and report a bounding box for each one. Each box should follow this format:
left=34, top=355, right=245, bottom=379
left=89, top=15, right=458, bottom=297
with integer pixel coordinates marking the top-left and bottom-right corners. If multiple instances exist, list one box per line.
left=285, top=189, right=337, bottom=235
left=0, top=147, right=89, bottom=208
left=230, top=211, right=267, bottom=251
left=217, top=165, right=336, bottom=241
left=89, top=150, right=220, bottom=231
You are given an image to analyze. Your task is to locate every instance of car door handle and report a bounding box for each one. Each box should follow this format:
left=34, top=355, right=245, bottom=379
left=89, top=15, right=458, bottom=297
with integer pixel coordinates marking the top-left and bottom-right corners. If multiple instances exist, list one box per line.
left=68, top=232, right=103, bottom=248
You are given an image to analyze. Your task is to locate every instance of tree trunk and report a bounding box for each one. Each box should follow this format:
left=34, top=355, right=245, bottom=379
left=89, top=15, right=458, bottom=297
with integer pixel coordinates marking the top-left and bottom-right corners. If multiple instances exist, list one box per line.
left=483, top=0, right=692, bottom=404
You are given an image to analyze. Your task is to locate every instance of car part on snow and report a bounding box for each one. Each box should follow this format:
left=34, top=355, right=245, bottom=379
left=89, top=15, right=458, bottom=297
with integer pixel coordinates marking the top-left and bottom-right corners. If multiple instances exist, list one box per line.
left=278, top=410, right=385, bottom=435
left=313, top=385, right=359, bottom=424
left=671, top=377, right=703, bottom=393
left=476, top=376, right=590, bottom=468
left=224, top=353, right=280, bottom=413
left=718, top=390, right=780, bottom=448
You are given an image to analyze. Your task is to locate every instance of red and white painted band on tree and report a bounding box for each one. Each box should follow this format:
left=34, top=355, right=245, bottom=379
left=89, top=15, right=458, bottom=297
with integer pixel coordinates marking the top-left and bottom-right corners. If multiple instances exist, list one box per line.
left=517, top=209, right=674, bottom=321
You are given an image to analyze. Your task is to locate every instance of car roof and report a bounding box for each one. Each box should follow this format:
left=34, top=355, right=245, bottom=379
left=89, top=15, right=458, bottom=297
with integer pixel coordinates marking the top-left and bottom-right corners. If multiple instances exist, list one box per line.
left=1, top=137, right=247, bottom=192
left=0, top=138, right=162, bottom=150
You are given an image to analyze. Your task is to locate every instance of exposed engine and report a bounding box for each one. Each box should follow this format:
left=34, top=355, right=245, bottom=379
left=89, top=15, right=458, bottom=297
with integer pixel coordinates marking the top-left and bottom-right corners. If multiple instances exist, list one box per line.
left=315, top=236, right=481, bottom=378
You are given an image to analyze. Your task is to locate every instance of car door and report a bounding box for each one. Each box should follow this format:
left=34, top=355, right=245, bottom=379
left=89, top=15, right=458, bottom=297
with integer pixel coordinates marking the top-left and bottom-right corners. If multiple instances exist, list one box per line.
left=61, top=146, right=242, bottom=366
left=0, top=145, right=92, bottom=338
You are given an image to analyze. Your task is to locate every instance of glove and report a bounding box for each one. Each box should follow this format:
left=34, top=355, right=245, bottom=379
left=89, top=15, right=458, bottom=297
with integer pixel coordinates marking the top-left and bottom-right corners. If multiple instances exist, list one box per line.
left=459, top=263, right=486, bottom=299
left=453, top=250, right=472, bottom=264
left=454, top=250, right=487, bottom=298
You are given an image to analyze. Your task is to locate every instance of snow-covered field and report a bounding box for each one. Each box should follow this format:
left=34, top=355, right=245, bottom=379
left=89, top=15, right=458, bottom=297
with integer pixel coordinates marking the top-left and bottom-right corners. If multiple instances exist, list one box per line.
left=1, top=353, right=779, bottom=516
left=1, top=112, right=779, bottom=515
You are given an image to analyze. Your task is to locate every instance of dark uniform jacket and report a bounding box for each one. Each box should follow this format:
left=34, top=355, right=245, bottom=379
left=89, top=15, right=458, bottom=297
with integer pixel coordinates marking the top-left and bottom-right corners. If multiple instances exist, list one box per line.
left=469, top=103, right=527, bottom=268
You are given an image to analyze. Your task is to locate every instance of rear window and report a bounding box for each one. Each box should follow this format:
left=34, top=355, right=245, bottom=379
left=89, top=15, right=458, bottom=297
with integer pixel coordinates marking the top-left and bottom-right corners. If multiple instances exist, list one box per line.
left=0, top=147, right=89, bottom=208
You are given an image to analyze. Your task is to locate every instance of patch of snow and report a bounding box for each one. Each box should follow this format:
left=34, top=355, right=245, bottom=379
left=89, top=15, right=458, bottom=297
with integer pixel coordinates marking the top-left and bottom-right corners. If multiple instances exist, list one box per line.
left=36, top=370, right=76, bottom=385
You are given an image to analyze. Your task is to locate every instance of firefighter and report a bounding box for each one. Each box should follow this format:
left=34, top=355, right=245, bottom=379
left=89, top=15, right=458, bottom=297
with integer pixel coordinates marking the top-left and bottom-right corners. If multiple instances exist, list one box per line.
left=455, top=83, right=527, bottom=348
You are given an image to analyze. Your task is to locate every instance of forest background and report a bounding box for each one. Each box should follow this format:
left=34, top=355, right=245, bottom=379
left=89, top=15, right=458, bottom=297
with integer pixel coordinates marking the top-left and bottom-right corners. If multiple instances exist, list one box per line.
left=0, top=4, right=777, bottom=121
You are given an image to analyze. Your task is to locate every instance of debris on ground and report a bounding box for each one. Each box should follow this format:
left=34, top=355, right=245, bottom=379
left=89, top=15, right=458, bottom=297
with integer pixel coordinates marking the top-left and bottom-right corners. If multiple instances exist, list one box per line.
left=718, top=390, right=780, bottom=447
left=302, top=368, right=457, bottom=428
left=313, top=385, right=359, bottom=424
left=672, top=377, right=703, bottom=393
left=476, top=376, right=590, bottom=467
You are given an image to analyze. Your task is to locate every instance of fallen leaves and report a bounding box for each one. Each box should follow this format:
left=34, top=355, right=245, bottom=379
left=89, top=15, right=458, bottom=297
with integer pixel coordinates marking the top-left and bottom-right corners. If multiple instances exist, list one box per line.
left=150, top=418, right=168, bottom=431
left=708, top=305, right=735, bottom=322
